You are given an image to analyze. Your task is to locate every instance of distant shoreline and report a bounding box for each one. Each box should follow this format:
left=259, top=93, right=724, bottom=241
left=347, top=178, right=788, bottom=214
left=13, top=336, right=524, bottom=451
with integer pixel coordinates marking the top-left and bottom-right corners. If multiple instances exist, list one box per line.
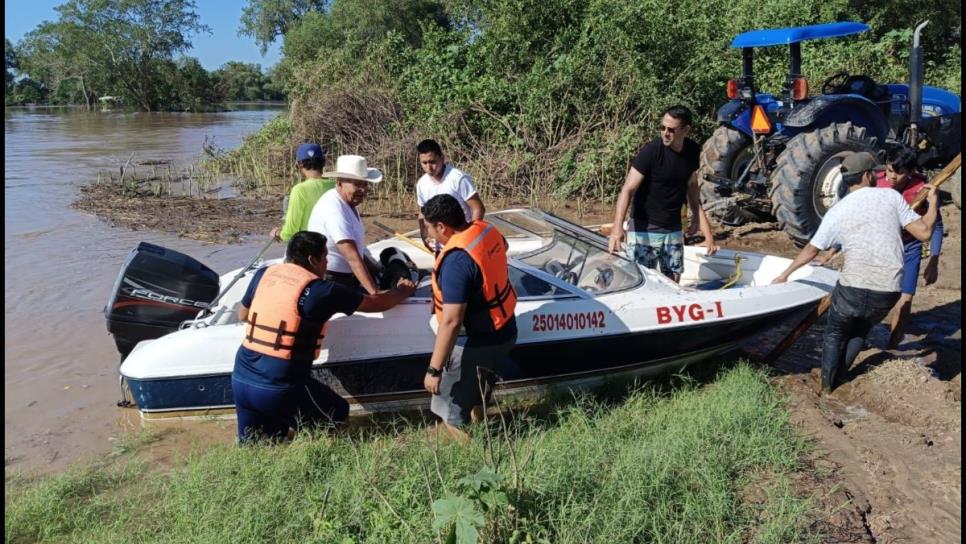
left=224, top=100, right=287, bottom=106
left=5, top=100, right=288, bottom=111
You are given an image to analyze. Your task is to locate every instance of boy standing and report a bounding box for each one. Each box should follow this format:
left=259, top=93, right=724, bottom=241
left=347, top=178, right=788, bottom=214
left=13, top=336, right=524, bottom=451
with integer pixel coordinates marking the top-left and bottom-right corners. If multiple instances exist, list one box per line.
left=415, top=139, right=485, bottom=252
left=271, top=143, right=334, bottom=242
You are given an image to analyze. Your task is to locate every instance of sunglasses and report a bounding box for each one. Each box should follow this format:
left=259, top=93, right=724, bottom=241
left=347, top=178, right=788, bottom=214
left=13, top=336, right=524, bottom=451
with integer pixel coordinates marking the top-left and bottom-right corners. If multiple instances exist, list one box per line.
left=659, top=125, right=686, bottom=134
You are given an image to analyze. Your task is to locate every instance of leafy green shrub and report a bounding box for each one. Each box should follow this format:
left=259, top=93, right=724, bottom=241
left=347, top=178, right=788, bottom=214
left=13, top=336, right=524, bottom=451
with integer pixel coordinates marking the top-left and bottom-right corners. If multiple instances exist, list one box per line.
left=227, top=0, right=960, bottom=198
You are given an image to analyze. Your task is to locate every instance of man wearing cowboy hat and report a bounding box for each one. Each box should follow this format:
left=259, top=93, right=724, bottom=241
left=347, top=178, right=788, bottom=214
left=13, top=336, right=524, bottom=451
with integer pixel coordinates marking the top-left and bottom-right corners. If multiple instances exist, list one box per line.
left=307, top=155, right=384, bottom=293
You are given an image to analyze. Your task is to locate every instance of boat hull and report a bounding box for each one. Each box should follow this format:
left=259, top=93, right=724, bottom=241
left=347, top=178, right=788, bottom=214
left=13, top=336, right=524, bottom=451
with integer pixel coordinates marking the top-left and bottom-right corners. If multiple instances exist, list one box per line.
left=126, top=303, right=812, bottom=417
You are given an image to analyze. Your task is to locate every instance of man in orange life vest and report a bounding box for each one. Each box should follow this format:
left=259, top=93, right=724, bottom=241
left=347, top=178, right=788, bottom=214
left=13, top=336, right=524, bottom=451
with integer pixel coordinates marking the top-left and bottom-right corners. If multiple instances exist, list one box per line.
left=422, top=194, right=518, bottom=442
left=233, top=231, right=416, bottom=443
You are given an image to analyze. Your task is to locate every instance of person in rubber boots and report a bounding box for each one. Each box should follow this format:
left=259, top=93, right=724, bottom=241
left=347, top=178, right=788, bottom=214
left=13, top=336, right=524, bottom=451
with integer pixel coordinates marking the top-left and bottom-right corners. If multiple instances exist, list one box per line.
left=233, top=231, right=416, bottom=443
left=607, top=105, right=718, bottom=282
left=422, top=195, right=517, bottom=442
left=772, top=153, right=939, bottom=394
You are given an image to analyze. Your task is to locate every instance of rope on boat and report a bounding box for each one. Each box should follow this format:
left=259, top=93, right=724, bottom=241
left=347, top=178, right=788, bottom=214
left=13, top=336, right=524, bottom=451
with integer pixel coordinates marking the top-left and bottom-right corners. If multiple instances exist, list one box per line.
left=373, top=220, right=433, bottom=255
left=719, top=253, right=744, bottom=290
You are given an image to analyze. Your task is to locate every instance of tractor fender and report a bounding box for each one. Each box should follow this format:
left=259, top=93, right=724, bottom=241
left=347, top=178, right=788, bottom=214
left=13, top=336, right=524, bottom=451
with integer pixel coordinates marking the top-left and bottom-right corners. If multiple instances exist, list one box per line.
left=783, top=95, right=889, bottom=143
left=716, top=101, right=745, bottom=124
left=716, top=94, right=782, bottom=138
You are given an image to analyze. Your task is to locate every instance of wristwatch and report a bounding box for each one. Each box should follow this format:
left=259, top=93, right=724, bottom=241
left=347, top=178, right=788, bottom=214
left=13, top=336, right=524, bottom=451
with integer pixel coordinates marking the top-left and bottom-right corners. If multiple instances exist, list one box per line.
left=426, top=366, right=443, bottom=378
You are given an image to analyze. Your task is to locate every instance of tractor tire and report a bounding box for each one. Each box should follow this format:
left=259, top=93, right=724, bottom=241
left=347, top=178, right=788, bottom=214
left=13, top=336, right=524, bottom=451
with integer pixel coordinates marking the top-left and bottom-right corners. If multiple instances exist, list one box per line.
left=698, top=126, right=760, bottom=226
left=770, top=122, right=877, bottom=246
left=949, top=165, right=961, bottom=209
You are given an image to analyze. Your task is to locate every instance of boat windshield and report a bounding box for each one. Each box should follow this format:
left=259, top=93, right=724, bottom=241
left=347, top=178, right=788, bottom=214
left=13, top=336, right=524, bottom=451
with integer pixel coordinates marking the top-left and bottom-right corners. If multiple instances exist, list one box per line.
left=489, top=210, right=643, bottom=294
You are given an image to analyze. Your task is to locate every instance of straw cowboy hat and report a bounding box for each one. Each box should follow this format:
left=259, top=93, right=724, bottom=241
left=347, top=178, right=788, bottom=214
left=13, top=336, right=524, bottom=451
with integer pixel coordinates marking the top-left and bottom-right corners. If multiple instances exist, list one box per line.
left=321, top=155, right=383, bottom=183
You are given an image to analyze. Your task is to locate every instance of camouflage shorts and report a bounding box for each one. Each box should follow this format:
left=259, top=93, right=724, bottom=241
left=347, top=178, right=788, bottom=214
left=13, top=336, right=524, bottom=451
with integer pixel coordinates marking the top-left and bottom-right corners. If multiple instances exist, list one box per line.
left=626, top=230, right=685, bottom=277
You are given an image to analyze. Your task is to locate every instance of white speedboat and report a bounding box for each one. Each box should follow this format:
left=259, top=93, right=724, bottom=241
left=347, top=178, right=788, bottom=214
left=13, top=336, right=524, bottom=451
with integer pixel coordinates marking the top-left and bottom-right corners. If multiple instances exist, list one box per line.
left=107, top=209, right=837, bottom=418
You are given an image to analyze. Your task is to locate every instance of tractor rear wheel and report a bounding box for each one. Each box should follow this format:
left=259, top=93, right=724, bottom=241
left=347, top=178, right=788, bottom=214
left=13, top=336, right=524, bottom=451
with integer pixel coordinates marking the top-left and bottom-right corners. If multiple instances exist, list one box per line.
left=770, top=122, right=877, bottom=246
left=698, top=126, right=761, bottom=226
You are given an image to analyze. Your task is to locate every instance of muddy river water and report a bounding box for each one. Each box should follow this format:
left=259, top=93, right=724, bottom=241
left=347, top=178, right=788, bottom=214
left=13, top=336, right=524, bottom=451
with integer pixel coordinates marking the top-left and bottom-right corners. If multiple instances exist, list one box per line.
left=4, top=106, right=289, bottom=474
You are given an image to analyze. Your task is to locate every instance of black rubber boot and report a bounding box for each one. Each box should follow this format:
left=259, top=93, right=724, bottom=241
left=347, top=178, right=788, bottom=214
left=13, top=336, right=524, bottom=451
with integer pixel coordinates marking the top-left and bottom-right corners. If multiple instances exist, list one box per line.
left=821, top=362, right=837, bottom=394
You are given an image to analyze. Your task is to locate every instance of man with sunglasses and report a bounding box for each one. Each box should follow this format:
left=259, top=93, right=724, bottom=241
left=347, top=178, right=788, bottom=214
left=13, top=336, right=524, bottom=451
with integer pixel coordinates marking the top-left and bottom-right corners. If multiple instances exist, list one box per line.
left=607, top=105, right=718, bottom=282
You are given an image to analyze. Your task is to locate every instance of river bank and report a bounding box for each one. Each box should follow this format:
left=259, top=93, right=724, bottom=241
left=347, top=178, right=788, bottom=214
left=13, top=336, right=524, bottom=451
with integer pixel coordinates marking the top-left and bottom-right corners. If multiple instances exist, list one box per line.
left=5, top=364, right=826, bottom=543
left=720, top=203, right=962, bottom=543
left=5, top=102, right=958, bottom=541
left=61, top=169, right=964, bottom=542
left=85, top=175, right=966, bottom=542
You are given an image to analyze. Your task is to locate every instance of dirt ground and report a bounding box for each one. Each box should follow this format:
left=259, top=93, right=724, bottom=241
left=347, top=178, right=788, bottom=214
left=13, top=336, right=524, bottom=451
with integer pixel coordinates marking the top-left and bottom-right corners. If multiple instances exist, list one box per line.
left=726, top=202, right=962, bottom=544
left=75, top=181, right=961, bottom=543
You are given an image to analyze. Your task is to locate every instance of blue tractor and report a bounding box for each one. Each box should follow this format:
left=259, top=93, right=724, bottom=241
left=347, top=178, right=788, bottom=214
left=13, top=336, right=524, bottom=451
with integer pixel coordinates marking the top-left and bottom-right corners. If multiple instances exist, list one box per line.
left=699, top=21, right=961, bottom=245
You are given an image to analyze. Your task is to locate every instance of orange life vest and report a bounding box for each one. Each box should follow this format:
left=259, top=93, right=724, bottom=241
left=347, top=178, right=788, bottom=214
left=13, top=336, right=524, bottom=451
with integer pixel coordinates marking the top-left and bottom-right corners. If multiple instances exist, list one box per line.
left=242, top=263, right=327, bottom=360
left=431, top=221, right=517, bottom=332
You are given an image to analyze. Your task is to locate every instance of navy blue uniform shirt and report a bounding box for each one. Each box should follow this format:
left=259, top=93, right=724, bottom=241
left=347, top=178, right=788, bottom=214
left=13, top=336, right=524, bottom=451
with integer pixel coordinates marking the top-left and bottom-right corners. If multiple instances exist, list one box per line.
left=438, top=249, right=517, bottom=346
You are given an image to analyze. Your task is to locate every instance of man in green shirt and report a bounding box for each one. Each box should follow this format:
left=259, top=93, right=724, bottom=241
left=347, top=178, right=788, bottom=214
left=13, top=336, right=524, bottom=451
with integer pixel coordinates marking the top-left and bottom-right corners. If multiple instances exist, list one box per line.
left=271, top=143, right=335, bottom=242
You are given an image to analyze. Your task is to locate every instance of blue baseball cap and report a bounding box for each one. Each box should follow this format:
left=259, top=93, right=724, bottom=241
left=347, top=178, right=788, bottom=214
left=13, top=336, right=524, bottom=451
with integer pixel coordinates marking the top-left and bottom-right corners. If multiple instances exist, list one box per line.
left=296, top=143, right=324, bottom=162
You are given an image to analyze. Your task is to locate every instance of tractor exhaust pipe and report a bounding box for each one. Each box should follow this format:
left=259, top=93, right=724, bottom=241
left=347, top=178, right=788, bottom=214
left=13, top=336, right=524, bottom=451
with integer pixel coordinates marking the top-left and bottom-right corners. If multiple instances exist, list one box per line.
left=908, top=20, right=929, bottom=147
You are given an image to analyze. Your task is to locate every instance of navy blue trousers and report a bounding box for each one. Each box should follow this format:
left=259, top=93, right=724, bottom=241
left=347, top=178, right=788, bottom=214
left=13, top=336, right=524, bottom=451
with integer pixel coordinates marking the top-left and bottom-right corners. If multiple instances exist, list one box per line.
left=232, top=378, right=349, bottom=443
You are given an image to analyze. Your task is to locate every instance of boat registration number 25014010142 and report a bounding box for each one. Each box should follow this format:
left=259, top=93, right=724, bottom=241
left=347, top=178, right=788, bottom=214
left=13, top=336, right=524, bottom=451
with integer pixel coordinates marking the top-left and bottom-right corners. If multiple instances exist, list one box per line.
left=532, top=311, right=607, bottom=332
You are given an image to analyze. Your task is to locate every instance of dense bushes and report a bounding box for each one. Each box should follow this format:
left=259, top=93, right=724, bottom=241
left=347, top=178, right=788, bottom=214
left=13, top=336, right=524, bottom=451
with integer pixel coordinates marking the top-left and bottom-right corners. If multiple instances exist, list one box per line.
left=222, top=0, right=961, bottom=198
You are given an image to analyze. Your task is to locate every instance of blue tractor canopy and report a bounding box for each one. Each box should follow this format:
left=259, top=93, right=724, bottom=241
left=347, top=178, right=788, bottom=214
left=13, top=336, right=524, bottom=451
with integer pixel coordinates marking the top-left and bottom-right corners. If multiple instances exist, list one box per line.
left=730, top=22, right=870, bottom=48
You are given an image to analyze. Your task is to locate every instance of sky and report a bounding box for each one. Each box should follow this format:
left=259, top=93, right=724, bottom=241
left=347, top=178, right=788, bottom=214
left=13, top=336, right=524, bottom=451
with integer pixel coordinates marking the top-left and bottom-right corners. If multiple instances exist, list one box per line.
left=4, top=0, right=283, bottom=71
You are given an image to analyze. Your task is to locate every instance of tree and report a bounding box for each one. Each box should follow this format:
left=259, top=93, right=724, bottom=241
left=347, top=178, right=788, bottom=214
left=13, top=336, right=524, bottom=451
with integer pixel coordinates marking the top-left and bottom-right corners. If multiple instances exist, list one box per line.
left=8, top=78, right=47, bottom=105
left=5, top=38, right=19, bottom=95
left=17, top=0, right=211, bottom=111
left=262, top=65, right=286, bottom=100
left=212, top=61, right=271, bottom=101
left=171, top=57, right=222, bottom=110
left=281, top=0, right=448, bottom=64
left=239, top=0, right=329, bottom=55
left=18, top=20, right=101, bottom=109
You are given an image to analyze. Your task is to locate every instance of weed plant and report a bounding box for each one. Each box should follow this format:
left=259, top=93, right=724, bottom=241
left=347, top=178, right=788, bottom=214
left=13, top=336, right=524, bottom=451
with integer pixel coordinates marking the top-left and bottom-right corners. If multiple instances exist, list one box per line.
left=7, top=364, right=816, bottom=543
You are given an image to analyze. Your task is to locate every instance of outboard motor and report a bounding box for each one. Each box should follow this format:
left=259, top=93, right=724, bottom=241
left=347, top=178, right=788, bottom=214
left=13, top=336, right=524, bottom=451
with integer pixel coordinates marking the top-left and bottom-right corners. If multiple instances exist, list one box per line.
left=378, top=247, right=420, bottom=289
left=106, top=242, right=220, bottom=359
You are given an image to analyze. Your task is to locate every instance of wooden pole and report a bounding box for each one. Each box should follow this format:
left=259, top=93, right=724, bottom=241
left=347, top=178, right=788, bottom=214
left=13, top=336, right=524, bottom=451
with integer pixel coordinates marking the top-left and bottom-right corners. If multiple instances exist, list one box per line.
left=372, top=220, right=433, bottom=255
left=812, top=152, right=961, bottom=266
left=763, top=294, right=832, bottom=366
left=909, top=153, right=960, bottom=209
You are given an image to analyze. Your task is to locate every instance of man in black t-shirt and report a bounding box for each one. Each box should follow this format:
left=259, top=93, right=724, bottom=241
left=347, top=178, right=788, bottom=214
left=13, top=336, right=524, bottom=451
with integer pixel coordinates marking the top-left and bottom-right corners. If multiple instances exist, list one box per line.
left=607, top=105, right=718, bottom=282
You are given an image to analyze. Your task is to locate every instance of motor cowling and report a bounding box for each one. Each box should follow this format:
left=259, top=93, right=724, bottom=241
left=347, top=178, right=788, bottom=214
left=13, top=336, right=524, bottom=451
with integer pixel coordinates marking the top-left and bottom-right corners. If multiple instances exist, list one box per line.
left=106, top=242, right=220, bottom=359
left=378, top=247, right=420, bottom=289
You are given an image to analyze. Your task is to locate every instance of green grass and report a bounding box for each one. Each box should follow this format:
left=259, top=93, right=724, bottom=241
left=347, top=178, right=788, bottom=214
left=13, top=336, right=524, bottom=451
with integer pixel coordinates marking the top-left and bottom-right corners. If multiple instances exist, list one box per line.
left=6, top=363, right=819, bottom=543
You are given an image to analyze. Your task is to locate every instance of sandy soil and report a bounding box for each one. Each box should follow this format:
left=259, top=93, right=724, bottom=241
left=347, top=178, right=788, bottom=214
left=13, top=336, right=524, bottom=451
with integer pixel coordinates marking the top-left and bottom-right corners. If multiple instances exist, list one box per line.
left=74, top=181, right=961, bottom=543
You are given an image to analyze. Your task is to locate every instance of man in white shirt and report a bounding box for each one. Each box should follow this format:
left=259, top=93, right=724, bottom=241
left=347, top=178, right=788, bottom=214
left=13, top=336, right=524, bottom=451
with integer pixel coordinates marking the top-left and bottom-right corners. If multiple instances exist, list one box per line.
left=773, top=152, right=938, bottom=394
left=307, top=155, right=383, bottom=294
left=415, top=139, right=485, bottom=251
